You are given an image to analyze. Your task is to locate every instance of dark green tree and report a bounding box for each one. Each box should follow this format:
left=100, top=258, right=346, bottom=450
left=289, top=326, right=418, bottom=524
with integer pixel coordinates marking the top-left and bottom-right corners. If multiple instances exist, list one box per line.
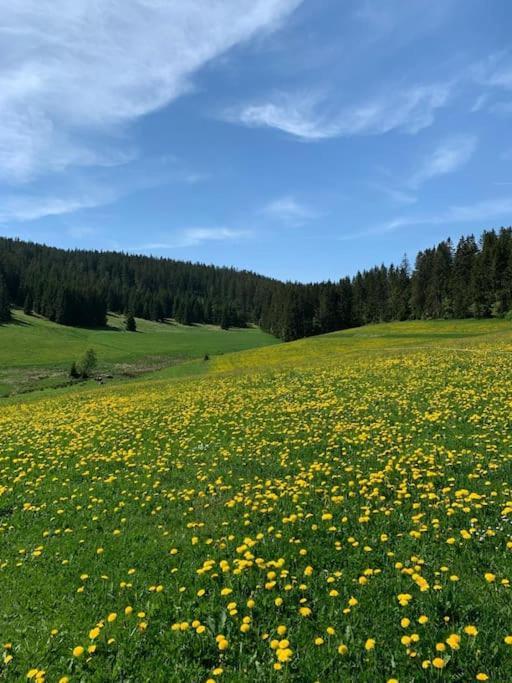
left=23, top=293, right=33, bottom=315
left=220, top=305, right=233, bottom=330
left=69, top=361, right=80, bottom=378
left=452, top=235, right=478, bottom=318
left=77, top=348, right=97, bottom=378
left=125, top=313, right=137, bottom=332
left=0, top=273, right=11, bottom=323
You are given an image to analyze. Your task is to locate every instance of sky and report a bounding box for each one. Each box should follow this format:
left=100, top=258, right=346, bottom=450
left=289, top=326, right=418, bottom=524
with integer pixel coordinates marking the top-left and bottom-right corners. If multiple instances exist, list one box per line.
left=1, top=0, right=511, bottom=282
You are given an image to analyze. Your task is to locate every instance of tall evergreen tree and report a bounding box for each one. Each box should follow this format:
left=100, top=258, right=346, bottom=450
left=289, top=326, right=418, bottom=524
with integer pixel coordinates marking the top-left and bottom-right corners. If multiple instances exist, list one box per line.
left=125, top=313, right=137, bottom=332
left=23, top=293, right=33, bottom=315
left=0, top=273, right=11, bottom=323
left=452, top=235, right=478, bottom=318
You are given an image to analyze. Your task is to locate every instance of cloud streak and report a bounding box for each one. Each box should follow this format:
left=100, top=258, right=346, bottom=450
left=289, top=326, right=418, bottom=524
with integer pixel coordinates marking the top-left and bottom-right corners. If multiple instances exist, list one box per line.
left=225, top=83, right=451, bottom=140
left=0, top=0, right=302, bottom=182
left=262, top=195, right=318, bottom=225
left=0, top=189, right=119, bottom=223
left=474, top=51, right=512, bottom=91
left=409, top=135, right=477, bottom=188
left=341, top=197, right=512, bottom=241
left=140, top=227, right=251, bottom=250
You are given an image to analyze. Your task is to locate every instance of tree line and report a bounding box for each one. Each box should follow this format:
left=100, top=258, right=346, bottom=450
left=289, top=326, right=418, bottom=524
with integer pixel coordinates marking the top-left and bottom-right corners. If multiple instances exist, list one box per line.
left=0, top=228, right=511, bottom=339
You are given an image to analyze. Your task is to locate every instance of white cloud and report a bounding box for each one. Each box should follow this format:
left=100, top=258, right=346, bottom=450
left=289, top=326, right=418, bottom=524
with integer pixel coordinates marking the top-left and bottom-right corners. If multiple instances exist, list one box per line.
left=262, top=194, right=318, bottom=225
left=410, top=135, right=477, bottom=188
left=471, top=93, right=489, bottom=112
left=371, top=183, right=417, bottom=205
left=474, top=52, right=512, bottom=90
left=225, top=83, right=451, bottom=140
left=444, top=197, right=512, bottom=223
left=341, top=197, right=512, bottom=241
left=0, top=0, right=301, bottom=182
left=0, top=189, right=118, bottom=223
left=141, top=227, right=251, bottom=250
left=228, top=92, right=335, bottom=140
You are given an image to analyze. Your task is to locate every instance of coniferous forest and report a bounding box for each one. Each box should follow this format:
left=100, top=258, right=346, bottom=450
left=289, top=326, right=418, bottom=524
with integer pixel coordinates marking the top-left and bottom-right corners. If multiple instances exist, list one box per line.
left=1, top=228, right=512, bottom=340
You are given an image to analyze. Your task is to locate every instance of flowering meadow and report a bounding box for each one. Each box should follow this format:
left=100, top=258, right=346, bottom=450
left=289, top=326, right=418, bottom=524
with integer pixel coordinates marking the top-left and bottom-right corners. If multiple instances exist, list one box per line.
left=1, top=321, right=511, bottom=682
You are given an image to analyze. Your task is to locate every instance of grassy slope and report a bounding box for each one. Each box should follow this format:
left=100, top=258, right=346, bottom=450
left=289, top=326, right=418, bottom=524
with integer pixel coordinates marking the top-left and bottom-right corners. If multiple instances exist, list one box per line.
left=0, top=309, right=279, bottom=396
left=210, top=317, right=512, bottom=373
left=1, top=319, right=511, bottom=681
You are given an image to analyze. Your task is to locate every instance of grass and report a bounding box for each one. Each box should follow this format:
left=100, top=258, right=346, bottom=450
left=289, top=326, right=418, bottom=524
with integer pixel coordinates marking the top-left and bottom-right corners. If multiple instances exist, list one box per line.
left=0, top=319, right=511, bottom=682
left=0, top=310, right=279, bottom=397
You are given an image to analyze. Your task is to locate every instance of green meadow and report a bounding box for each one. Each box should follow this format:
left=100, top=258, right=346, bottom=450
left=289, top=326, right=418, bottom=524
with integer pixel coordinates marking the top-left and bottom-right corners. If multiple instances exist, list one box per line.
left=1, top=318, right=511, bottom=682
left=0, top=310, right=279, bottom=397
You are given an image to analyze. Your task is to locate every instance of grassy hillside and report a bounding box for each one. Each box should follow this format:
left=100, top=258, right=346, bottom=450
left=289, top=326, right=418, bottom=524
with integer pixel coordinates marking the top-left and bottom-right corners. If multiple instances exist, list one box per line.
left=1, top=319, right=511, bottom=681
left=0, top=309, right=279, bottom=396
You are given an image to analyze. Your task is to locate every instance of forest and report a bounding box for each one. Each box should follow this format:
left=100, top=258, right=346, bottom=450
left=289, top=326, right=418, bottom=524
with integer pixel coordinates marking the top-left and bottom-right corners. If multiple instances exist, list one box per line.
left=1, top=227, right=512, bottom=340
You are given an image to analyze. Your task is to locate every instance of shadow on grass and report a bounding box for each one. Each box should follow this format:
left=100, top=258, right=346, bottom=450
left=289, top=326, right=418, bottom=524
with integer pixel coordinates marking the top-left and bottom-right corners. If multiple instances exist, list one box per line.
left=1, top=317, right=33, bottom=327
left=68, top=322, right=122, bottom=332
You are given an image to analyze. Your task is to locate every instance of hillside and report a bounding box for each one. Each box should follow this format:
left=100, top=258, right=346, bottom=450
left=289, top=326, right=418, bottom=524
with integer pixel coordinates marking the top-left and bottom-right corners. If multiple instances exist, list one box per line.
left=1, top=319, right=511, bottom=681
left=2, top=227, right=512, bottom=343
left=0, top=309, right=279, bottom=397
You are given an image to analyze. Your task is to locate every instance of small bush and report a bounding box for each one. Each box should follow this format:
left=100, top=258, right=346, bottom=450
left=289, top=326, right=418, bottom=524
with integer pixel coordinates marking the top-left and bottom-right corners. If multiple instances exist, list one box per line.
left=76, top=348, right=97, bottom=378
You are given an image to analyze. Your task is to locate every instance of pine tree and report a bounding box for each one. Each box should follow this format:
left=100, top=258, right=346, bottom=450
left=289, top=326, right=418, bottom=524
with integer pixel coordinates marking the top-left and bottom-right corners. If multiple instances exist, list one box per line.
left=282, top=289, right=305, bottom=341
left=0, top=273, right=11, bottom=323
left=125, top=313, right=137, bottom=332
left=452, top=235, right=478, bottom=318
left=23, top=293, right=33, bottom=315
left=220, top=306, right=232, bottom=330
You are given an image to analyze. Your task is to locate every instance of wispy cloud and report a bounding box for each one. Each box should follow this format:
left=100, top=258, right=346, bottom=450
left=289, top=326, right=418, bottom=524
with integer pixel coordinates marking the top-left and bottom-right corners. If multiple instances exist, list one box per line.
left=225, top=82, right=451, bottom=140
left=474, top=51, right=512, bottom=91
left=443, top=197, right=512, bottom=223
left=341, top=197, right=512, bottom=241
left=0, top=189, right=118, bottom=223
left=471, top=93, right=489, bottom=112
left=0, top=0, right=301, bottom=182
left=469, top=51, right=512, bottom=114
left=409, top=135, right=477, bottom=188
left=370, top=183, right=417, bottom=205
left=0, top=159, right=177, bottom=223
left=140, top=227, right=251, bottom=250
left=262, top=194, right=318, bottom=225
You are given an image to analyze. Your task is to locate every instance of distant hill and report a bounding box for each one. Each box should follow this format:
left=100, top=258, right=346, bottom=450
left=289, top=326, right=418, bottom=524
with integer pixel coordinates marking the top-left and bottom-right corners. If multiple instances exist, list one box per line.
left=1, top=227, right=512, bottom=341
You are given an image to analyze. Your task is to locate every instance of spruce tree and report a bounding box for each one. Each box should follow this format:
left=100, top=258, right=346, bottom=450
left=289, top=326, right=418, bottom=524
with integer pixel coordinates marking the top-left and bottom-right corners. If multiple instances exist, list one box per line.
left=220, top=306, right=231, bottom=330
left=0, top=274, right=11, bottom=323
left=125, top=313, right=137, bottom=332
left=23, top=293, right=33, bottom=315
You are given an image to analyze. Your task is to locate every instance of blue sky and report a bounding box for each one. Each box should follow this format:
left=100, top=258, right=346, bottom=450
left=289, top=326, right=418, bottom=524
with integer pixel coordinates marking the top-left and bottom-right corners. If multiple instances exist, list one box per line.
left=1, top=0, right=511, bottom=282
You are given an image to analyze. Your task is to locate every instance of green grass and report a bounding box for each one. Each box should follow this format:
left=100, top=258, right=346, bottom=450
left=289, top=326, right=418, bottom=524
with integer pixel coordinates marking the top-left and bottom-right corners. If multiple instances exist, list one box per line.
left=206, top=317, right=512, bottom=376
left=1, top=319, right=511, bottom=682
left=0, top=310, right=279, bottom=397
